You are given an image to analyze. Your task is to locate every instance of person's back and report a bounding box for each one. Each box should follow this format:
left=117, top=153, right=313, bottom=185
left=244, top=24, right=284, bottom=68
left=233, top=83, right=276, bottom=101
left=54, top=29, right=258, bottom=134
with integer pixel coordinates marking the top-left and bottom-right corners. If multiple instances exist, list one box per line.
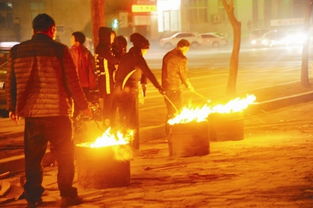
left=8, top=33, right=87, bottom=117
left=115, top=47, right=146, bottom=89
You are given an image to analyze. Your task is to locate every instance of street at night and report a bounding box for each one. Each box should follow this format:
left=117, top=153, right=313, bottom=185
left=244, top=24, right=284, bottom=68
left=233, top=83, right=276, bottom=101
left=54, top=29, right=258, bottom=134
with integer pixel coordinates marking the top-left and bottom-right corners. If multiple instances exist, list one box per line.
left=1, top=0, right=313, bottom=208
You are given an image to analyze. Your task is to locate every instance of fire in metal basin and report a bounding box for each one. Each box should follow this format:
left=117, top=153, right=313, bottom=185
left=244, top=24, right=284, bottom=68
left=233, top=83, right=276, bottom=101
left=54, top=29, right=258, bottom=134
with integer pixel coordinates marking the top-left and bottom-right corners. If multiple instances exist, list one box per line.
left=168, top=122, right=210, bottom=157
left=76, top=128, right=133, bottom=189
left=166, top=95, right=256, bottom=156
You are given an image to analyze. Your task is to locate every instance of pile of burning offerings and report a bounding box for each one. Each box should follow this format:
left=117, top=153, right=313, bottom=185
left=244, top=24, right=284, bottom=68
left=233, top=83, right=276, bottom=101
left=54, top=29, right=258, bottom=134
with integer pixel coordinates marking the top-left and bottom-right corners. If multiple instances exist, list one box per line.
left=168, top=94, right=256, bottom=125
left=76, top=128, right=134, bottom=188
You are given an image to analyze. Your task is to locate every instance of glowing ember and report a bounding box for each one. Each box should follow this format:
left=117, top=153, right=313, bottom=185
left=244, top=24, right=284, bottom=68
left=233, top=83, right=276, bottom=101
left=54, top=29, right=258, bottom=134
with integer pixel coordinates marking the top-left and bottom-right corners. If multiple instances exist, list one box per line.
left=168, top=94, right=256, bottom=125
left=76, top=128, right=134, bottom=160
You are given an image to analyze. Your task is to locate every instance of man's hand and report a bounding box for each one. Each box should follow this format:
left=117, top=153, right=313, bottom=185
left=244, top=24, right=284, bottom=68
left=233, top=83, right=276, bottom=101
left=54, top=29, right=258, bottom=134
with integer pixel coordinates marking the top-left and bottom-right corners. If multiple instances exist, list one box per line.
left=158, top=87, right=165, bottom=95
left=9, top=111, right=20, bottom=124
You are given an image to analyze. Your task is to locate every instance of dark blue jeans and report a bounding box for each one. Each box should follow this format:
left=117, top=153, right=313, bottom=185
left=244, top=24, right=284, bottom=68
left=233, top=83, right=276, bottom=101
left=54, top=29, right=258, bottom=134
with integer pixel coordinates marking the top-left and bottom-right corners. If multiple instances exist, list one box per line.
left=24, top=116, right=77, bottom=203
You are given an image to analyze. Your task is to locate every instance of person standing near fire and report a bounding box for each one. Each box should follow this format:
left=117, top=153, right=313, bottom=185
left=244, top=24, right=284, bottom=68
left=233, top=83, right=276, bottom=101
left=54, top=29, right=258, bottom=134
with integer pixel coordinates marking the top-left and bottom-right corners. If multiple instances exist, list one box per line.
left=6, top=13, right=91, bottom=207
left=115, top=33, right=164, bottom=150
left=70, top=31, right=97, bottom=116
left=95, top=27, right=118, bottom=126
left=111, top=35, right=127, bottom=126
left=161, top=39, right=195, bottom=120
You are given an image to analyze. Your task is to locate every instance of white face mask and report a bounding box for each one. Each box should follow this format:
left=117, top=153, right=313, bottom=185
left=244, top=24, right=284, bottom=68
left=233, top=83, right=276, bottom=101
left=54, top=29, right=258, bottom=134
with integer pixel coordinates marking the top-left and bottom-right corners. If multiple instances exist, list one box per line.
left=141, top=49, right=148, bottom=56
left=181, top=46, right=190, bottom=55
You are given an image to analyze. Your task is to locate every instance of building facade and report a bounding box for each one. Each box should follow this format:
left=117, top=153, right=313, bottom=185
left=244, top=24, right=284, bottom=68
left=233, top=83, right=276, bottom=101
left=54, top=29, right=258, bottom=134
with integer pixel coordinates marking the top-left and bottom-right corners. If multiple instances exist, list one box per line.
left=0, top=0, right=309, bottom=43
left=160, top=0, right=307, bottom=40
left=10, top=0, right=92, bottom=45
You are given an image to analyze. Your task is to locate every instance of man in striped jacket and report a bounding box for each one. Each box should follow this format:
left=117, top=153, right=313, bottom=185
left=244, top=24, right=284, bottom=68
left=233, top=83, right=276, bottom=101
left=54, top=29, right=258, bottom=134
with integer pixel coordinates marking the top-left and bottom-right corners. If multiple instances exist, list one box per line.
left=5, top=13, right=91, bottom=208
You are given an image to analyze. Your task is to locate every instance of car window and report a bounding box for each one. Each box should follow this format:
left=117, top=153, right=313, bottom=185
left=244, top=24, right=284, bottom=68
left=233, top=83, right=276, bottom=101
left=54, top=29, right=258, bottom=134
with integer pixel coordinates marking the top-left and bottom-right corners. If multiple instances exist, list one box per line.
left=201, top=34, right=216, bottom=38
left=176, top=33, right=194, bottom=38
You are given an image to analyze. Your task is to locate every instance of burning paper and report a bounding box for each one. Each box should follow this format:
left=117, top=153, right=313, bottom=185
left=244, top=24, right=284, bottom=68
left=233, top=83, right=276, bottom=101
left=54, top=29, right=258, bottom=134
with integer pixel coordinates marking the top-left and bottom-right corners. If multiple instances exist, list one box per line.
left=77, top=128, right=134, bottom=160
left=168, top=94, right=256, bottom=125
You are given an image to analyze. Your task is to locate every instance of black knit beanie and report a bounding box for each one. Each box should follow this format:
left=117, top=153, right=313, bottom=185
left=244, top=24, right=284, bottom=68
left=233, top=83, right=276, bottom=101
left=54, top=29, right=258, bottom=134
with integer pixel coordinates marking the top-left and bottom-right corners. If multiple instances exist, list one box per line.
left=130, top=33, right=150, bottom=49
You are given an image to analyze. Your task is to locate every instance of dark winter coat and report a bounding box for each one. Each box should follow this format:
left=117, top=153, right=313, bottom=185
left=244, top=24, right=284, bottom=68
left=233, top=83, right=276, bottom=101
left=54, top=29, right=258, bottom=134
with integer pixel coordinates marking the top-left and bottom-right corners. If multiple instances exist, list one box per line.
left=70, top=44, right=97, bottom=89
left=6, top=33, right=88, bottom=117
left=95, top=27, right=118, bottom=95
left=162, top=48, right=189, bottom=91
left=115, top=47, right=162, bottom=91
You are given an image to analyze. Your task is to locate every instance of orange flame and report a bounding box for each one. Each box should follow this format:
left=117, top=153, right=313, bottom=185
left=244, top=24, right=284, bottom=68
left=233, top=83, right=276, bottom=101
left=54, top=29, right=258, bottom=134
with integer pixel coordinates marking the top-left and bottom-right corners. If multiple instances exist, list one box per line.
left=168, top=94, right=256, bottom=125
left=77, top=128, right=134, bottom=160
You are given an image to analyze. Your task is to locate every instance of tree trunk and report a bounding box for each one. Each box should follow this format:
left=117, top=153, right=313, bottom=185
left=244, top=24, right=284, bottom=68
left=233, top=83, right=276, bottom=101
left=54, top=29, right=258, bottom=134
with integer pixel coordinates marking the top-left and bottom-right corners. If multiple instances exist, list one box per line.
left=301, top=0, right=313, bottom=87
left=221, top=0, right=241, bottom=96
left=91, top=0, right=105, bottom=49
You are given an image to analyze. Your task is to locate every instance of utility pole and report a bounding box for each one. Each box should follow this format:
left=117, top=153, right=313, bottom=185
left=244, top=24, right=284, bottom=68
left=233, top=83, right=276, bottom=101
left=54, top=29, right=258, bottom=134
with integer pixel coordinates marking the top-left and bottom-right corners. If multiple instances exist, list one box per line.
left=91, top=0, right=105, bottom=49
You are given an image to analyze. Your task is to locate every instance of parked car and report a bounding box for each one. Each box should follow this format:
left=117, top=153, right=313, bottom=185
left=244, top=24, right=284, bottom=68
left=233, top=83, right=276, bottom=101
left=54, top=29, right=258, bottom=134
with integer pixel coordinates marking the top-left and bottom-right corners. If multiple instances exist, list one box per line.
left=199, top=33, right=228, bottom=47
left=159, top=32, right=201, bottom=48
left=250, top=29, right=307, bottom=48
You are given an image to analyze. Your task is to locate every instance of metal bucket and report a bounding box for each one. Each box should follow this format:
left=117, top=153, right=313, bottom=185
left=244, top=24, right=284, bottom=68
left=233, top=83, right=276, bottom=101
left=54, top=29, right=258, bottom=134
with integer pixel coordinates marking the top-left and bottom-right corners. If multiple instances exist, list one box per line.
left=167, top=121, right=210, bottom=157
left=208, top=112, right=244, bottom=141
left=75, top=145, right=130, bottom=189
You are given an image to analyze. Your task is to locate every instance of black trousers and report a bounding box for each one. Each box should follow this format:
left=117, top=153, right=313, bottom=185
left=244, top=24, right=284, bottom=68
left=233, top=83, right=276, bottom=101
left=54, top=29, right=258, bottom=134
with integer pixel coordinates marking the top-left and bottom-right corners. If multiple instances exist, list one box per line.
left=24, top=116, right=77, bottom=203
left=117, top=88, right=140, bottom=149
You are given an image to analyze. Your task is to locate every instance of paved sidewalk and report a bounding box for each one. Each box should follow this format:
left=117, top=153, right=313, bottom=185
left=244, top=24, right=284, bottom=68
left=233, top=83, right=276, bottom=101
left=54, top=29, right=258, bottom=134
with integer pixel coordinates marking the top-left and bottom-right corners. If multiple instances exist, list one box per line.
left=2, top=101, right=313, bottom=207
left=0, top=118, right=24, bottom=139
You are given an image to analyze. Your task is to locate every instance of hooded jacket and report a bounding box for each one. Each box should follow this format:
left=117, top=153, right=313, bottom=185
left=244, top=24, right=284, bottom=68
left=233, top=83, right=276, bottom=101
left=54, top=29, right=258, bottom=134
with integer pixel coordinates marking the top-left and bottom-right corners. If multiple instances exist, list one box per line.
left=95, top=27, right=118, bottom=95
left=115, top=46, right=162, bottom=91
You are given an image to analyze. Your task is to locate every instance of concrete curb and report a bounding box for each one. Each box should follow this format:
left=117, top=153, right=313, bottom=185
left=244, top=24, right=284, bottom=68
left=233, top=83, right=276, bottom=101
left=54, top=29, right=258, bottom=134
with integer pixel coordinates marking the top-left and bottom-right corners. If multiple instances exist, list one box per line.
left=248, top=91, right=313, bottom=113
left=1, top=91, right=313, bottom=174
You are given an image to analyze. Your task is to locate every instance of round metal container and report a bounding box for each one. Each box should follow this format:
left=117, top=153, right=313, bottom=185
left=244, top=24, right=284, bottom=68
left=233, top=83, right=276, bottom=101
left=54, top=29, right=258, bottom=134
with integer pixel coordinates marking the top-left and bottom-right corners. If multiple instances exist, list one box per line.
left=75, top=145, right=130, bottom=189
left=208, top=112, right=244, bottom=141
left=167, top=121, right=210, bottom=157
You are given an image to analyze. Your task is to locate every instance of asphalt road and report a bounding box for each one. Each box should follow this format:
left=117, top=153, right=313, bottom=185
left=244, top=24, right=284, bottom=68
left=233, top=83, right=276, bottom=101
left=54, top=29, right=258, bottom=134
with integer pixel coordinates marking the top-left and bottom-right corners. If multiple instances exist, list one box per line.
left=139, top=45, right=310, bottom=126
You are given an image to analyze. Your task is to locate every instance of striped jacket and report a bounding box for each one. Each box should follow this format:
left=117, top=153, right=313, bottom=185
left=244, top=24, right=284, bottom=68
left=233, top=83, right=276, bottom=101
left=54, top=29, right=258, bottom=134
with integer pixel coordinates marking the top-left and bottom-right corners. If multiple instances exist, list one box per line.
left=6, top=33, right=88, bottom=117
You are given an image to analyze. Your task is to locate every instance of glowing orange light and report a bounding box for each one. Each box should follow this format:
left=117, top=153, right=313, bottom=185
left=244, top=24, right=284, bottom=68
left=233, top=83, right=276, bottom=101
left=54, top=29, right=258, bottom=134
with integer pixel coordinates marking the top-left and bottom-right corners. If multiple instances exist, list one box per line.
left=132, top=4, right=156, bottom=13
left=77, top=128, right=134, bottom=160
left=168, top=94, right=256, bottom=125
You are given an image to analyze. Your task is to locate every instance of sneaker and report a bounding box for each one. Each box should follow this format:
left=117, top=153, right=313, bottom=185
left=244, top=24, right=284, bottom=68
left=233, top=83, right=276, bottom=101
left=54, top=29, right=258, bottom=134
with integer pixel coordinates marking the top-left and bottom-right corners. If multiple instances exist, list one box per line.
left=60, top=196, right=83, bottom=207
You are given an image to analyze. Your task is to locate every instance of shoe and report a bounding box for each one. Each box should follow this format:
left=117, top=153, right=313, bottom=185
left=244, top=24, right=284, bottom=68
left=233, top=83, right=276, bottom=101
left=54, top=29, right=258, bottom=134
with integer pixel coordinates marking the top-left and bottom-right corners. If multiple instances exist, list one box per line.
left=26, top=199, right=43, bottom=208
left=60, top=196, right=83, bottom=207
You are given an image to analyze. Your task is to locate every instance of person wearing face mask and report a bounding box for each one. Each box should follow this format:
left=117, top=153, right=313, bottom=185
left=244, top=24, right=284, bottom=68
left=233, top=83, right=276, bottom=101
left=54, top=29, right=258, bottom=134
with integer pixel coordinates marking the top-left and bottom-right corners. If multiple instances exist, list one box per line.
left=161, top=39, right=195, bottom=120
left=115, top=33, right=164, bottom=150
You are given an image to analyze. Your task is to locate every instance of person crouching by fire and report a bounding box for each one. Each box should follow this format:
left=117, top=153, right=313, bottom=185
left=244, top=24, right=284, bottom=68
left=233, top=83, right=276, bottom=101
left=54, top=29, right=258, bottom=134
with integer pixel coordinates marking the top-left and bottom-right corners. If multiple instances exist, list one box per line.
left=95, top=27, right=118, bottom=126
left=115, top=33, right=164, bottom=150
left=162, top=39, right=195, bottom=122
